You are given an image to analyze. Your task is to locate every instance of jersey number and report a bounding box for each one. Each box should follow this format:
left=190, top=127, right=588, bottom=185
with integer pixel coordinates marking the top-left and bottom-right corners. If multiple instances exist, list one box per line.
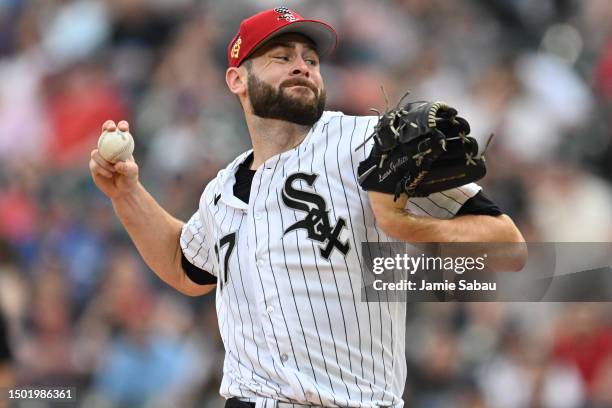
left=214, top=232, right=236, bottom=290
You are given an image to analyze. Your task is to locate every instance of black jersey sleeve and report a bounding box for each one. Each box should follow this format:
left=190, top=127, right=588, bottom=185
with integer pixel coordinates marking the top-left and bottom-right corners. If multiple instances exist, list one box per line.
left=457, top=191, right=503, bottom=216
left=181, top=249, right=218, bottom=285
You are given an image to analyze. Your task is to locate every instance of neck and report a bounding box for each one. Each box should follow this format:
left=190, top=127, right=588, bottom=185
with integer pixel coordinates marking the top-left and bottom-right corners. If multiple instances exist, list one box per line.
left=246, top=114, right=311, bottom=169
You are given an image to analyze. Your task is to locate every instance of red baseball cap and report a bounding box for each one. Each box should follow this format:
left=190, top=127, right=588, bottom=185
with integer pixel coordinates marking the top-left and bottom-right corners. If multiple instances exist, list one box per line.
left=227, top=7, right=338, bottom=68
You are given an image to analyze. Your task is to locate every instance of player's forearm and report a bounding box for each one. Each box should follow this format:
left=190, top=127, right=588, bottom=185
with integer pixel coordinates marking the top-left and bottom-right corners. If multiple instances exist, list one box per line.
left=380, top=211, right=521, bottom=241
left=110, top=183, right=211, bottom=295
left=378, top=212, right=527, bottom=271
left=368, top=191, right=522, bottom=244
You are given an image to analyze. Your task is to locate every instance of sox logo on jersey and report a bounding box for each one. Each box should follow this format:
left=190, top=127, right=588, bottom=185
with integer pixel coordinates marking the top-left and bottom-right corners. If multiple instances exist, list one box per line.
left=282, top=172, right=350, bottom=260
left=180, top=111, right=481, bottom=407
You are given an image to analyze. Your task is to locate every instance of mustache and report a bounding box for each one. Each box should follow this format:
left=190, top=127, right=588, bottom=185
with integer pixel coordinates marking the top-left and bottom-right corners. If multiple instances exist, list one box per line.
left=280, top=78, right=318, bottom=94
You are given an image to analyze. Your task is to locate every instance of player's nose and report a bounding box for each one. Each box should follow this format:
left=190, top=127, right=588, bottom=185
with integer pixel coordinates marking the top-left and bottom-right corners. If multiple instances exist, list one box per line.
left=290, top=56, right=310, bottom=78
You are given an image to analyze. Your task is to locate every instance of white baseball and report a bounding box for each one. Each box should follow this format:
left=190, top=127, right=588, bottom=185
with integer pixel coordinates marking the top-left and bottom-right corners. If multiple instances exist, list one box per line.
left=97, top=130, right=134, bottom=163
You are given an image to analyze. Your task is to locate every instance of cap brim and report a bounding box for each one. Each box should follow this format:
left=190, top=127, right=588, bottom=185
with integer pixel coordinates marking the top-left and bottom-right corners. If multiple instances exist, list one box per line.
left=249, top=20, right=338, bottom=61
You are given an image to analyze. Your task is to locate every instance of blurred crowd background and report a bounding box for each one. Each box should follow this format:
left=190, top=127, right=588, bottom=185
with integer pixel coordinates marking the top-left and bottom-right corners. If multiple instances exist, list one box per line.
left=1, top=0, right=612, bottom=407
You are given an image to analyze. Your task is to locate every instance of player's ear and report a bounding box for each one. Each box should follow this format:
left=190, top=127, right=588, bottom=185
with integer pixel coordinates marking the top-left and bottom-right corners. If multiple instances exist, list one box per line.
left=226, top=66, right=247, bottom=96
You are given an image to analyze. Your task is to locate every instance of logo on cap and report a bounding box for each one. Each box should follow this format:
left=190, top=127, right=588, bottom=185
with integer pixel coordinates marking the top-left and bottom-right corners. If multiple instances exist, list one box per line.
left=274, top=7, right=298, bottom=22
left=231, top=36, right=242, bottom=59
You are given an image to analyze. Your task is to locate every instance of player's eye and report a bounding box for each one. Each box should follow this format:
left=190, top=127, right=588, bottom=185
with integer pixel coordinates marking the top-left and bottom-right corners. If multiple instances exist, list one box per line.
left=305, top=58, right=318, bottom=66
left=273, top=55, right=290, bottom=61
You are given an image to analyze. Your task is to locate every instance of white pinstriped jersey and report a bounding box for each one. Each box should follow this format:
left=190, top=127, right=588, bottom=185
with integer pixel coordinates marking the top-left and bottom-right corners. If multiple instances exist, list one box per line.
left=180, top=111, right=481, bottom=407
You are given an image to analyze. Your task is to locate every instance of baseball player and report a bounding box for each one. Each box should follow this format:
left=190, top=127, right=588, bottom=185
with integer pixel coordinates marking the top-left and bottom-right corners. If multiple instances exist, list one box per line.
left=89, top=7, right=525, bottom=408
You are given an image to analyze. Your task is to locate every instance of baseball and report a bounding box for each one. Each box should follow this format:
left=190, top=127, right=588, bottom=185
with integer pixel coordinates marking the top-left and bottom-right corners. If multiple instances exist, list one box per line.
left=97, top=129, right=134, bottom=163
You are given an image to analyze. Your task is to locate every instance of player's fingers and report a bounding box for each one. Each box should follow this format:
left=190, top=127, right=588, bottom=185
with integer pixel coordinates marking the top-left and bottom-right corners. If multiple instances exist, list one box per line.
left=113, top=160, right=138, bottom=177
left=102, top=120, right=116, bottom=132
left=89, top=157, right=113, bottom=178
left=90, top=149, right=116, bottom=173
left=117, top=120, right=130, bottom=132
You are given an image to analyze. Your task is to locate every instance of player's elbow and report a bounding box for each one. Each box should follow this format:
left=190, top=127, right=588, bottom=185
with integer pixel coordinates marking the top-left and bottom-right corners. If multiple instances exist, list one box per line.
left=511, top=241, right=528, bottom=271
left=511, top=248, right=527, bottom=271
left=503, top=242, right=528, bottom=272
left=499, top=214, right=525, bottom=243
left=496, top=215, right=527, bottom=271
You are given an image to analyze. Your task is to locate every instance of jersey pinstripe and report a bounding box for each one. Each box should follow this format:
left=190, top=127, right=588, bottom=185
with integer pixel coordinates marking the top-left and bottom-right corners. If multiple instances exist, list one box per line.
left=180, top=111, right=481, bottom=407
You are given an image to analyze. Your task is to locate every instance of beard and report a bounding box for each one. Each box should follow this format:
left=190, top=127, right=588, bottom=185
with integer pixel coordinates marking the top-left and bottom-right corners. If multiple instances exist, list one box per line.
left=247, top=73, right=326, bottom=126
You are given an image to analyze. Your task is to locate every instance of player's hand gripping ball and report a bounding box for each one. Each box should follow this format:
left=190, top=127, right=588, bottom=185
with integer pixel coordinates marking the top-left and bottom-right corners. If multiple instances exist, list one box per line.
left=97, top=129, right=134, bottom=163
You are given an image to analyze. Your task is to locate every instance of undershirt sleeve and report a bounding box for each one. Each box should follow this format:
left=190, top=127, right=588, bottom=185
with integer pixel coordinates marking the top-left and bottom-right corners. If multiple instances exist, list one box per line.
left=181, top=248, right=217, bottom=285
left=457, top=191, right=503, bottom=216
left=180, top=210, right=218, bottom=285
